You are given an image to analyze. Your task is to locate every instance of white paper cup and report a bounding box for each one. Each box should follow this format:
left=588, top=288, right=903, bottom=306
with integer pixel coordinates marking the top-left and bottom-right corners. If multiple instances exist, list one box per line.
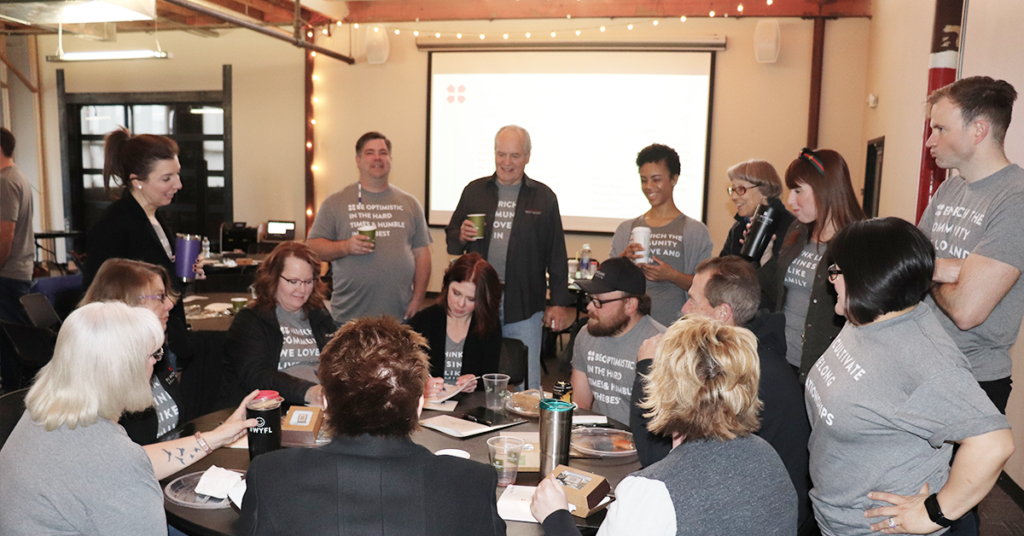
left=630, top=227, right=652, bottom=264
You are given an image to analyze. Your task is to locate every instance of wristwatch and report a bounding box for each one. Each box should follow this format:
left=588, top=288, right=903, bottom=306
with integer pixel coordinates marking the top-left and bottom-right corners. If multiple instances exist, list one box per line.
left=924, top=493, right=953, bottom=528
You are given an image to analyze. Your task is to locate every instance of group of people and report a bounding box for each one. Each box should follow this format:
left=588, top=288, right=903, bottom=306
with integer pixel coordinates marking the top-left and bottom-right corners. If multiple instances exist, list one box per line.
left=0, top=74, right=1021, bottom=536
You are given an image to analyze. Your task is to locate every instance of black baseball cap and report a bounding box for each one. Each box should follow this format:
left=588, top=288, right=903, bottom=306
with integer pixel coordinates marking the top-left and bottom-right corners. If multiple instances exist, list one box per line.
left=576, top=257, right=646, bottom=295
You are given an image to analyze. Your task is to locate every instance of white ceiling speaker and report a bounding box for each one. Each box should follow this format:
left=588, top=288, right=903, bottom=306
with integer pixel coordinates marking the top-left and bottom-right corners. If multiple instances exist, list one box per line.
left=366, top=25, right=390, bottom=65
left=754, top=19, right=781, bottom=64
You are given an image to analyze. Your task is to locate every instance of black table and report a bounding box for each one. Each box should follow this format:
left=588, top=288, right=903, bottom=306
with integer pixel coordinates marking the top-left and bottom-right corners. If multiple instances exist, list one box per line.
left=162, top=392, right=640, bottom=536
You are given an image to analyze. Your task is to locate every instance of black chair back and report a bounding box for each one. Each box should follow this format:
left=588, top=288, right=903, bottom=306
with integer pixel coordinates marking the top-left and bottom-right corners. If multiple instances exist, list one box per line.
left=19, top=293, right=62, bottom=332
left=0, top=388, right=29, bottom=449
left=499, top=337, right=528, bottom=388
left=0, top=321, right=57, bottom=390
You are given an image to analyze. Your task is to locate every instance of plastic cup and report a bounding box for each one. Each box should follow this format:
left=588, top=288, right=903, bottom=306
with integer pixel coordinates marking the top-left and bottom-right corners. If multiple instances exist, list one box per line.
left=175, top=234, right=203, bottom=282
left=483, top=373, right=511, bottom=411
left=246, top=390, right=283, bottom=460
left=357, top=225, right=377, bottom=246
left=467, top=214, right=487, bottom=240
left=568, top=259, right=579, bottom=278
left=487, top=436, right=525, bottom=487
left=231, top=297, right=247, bottom=314
left=630, top=227, right=652, bottom=264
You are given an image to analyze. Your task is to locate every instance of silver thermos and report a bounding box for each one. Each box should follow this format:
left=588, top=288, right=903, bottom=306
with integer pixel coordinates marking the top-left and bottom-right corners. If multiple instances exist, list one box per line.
left=539, top=399, right=576, bottom=476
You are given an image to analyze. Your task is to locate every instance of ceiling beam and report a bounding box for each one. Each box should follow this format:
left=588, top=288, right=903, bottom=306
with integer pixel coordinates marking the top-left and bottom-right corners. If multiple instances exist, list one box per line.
left=344, top=0, right=871, bottom=23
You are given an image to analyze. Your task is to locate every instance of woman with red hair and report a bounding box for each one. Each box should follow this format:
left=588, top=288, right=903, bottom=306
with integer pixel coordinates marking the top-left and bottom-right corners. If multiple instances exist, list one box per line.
left=409, top=253, right=503, bottom=396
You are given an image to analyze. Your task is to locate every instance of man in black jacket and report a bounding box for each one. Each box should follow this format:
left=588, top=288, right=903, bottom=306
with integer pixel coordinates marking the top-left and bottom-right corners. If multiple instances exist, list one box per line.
left=631, top=255, right=813, bottom=533
left=444, top=125, right=574, bottom=390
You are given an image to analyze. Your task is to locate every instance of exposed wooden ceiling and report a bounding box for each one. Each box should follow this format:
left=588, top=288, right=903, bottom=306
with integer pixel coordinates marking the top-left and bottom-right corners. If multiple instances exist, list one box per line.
left=0, top=0, right=870, bottom=36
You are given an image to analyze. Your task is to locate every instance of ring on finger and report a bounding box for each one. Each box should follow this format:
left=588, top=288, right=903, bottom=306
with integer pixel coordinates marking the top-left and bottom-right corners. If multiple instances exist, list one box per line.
left=888, top=518, right=897, bottom=529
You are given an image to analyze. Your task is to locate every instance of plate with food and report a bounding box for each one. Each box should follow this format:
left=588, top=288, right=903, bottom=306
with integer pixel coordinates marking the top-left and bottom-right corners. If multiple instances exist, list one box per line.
left=505, top=389, right=543, bottom=417
left=570, top=427, right=637, bottom=457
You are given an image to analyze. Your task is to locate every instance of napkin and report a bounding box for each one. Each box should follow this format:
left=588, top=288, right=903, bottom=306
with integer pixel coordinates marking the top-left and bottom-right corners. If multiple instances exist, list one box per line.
left=194, top=466, right=242, bottom=499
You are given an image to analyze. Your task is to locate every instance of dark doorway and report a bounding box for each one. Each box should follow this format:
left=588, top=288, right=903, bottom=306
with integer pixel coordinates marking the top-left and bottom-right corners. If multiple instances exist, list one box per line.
left=863, top=137, right=884, bottom=218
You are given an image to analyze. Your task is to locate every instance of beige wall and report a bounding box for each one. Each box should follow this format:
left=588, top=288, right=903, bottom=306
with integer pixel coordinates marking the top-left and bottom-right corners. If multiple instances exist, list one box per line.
left=310, top=16, right=870, bottom=291
left=35, top=29, right=307, bottom=237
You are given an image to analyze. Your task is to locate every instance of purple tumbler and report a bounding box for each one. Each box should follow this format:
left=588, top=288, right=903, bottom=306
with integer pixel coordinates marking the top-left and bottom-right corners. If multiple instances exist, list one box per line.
left=175, top=234, right=203, bottom=283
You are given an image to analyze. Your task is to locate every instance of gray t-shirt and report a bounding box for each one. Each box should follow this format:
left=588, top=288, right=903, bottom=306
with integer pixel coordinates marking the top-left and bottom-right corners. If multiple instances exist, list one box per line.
left=572, top=315, right=666, bottom=424
left=487, top=182, right=521, bottom=282
left=0, top=164, right=35, bottom=281
left=783, top=241, right=824, bottom=368
left=151, top=376, right=179, bottom=438
left=917, top=163, right=1024, bottom=381
left=609, top=214, right=713, bottom=327
left=307, top=183, right=432, bottom=325
left=805, top=304, right=1008, bottom=535
left=0, top=413, right=166, bottom=536
left=443, top=334, right=466, bottom=383
left=276, top=305, right=320, bottom=384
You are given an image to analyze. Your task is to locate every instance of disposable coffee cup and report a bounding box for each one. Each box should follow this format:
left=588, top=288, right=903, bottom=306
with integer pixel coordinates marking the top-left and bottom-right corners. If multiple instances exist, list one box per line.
left=357, top=225, right=377, bottom=246
left=487, top=436, right=525, bottom=487
left=483, top=373, right=511, bottom=411
left=231, top=297, right=248, bottom=315
left=246, top=390, right=284, bottom=460
left=175, top=234, right=203, bottom=283
left=568, top=259, right=579, bottom=278
left=467, top=214, right=486, bottom=240
left=630, top=227, right=652, bottom=264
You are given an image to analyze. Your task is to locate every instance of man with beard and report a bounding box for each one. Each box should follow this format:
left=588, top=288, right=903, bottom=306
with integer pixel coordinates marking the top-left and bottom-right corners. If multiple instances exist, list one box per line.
left=571, top=258, right=666, bottom=424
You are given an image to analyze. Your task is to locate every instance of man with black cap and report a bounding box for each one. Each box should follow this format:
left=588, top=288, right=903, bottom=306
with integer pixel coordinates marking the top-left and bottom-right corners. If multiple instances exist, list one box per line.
left=572, top=257, right=666, bottom=425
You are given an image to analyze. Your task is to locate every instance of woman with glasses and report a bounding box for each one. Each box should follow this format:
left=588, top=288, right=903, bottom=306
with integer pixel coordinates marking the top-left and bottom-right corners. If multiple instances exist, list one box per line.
left=0, top=302, right=255, bottom=536
left=807, top=217, right=1013, bottom=535
left=760, top=148, right=866, bottom=379
left=610, top=144, right=714, bottom=327
left=720, top=159, right=796, bottom=262
left=80, top=258, right=194, bottom=444
left=225, top=241, right=335, bottom=407
left=408, top=253, right=503, bottom=397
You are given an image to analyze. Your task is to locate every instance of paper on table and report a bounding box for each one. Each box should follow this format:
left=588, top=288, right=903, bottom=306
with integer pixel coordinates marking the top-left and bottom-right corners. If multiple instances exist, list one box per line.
left=420, top=414, right=525, bottom=438
left=205, top=303, right=232, bottom=313
left=227, top=435, right=248, bottom=449
left=423, top=400, right=459, bottom=412
left=182, top=296, right=209, bottom=303
left=227, top=480, right=247, bottom=509
left=194, top=466, right=242, bottom=499
left=572, top=415, right=608, bottom=425
left=424, top=376, right=479, bottom=404
left=497, top=485, right=539, bottom=523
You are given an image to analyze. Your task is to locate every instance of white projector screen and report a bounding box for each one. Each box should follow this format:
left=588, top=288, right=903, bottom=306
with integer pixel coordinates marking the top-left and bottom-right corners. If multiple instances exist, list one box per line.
left=427, top=50, right=715, bottom=233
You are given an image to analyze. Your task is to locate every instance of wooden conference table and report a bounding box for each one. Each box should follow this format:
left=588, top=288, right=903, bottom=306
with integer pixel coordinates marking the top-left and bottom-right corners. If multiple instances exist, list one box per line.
left=162, top=392, right=640, bottom=536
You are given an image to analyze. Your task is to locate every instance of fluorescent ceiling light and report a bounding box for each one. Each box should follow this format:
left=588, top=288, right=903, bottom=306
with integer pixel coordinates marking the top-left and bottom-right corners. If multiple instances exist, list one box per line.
left=190, top=107, right=224, bottom=115
left=46, top=49, right=171, bottom=62
left=0, top=0, right=156, bottom=25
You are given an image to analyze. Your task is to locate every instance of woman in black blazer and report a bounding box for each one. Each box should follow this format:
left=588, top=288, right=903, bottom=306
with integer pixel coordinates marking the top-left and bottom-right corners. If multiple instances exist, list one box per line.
left=408, top=253, right=503, bottom=396
left=83, top=129, right=201, bottom=370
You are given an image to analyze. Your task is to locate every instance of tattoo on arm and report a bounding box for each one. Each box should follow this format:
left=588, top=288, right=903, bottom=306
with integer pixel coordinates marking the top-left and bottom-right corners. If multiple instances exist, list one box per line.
left=177, top=448, right=185, bottom=457
left=162, top=449, right=172, bottom=462
left=174, top=456, right=185, bottom=465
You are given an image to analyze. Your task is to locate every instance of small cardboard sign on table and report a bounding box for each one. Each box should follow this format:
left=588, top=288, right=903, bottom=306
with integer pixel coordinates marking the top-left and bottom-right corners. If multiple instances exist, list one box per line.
left=549, top=465, right=613, bottom=518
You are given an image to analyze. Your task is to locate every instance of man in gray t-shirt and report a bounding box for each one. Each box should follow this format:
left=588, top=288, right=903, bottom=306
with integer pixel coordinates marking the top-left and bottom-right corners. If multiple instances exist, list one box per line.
left=307, top=132, right=432, bottom=326
left=0, top=128, right=34, bottom=326
left=918, top=76, right=1022, bottom=412
left=572, top=258, right=666, bottom=424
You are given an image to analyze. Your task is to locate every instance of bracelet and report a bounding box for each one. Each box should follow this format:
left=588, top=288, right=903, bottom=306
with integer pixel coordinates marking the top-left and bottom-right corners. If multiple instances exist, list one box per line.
left=194, top=432, right=213, bottom=454
left=924, top=493, right=953, bottom=528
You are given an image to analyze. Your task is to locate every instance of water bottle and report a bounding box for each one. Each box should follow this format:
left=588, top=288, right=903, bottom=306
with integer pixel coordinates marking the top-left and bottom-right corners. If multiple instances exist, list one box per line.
left=580, top=243, right=592, bottom=272
left=739, top=204, right=781, bottom=262
left=201, top=236, right=211, bottom=258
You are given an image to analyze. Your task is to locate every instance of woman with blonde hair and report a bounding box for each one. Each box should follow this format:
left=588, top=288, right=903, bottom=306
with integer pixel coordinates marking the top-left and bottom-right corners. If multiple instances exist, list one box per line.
left=0, top=302, right=255, bottom=535
left=531, top=315, right=796, bottom=535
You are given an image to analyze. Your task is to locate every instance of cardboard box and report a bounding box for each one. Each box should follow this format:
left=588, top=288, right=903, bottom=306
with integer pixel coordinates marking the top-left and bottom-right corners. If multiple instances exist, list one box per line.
left=548, top=465, right=612, bottom=517
left=500, top=431, right=539, bottom=472
left=281, top=406, right=323, bottom=447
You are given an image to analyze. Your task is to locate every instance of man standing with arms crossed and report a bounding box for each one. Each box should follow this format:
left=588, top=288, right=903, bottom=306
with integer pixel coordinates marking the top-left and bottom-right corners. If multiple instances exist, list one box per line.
left=919, top=76, right=1021, bottom=413
left=446, top=125, right=574, bottom=390
left=308, top=132, right=431, bottom=326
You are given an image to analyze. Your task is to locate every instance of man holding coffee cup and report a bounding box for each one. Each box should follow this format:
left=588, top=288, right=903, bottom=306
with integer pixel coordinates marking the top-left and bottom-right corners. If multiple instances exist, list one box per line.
left=445, top=125, right=574, bottom=390
left=308, top=132, right=432, bottom=325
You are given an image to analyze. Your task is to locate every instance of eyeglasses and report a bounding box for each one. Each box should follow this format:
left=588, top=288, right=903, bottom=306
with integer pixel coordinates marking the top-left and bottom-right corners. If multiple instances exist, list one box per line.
left=588, top=295, right=630, bottom=309
left=280, top=276, right=317, bottom=287
left=150, top=347, right=164, bottom=361
left=727, top=185, right=748, bottom=196
left=827, top=263, right=842, bottom=282
left=139, top=294, right=167, bottom=302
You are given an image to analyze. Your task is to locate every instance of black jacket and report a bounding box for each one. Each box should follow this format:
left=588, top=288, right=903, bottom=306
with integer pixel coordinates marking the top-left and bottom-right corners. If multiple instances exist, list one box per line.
left=630, top=309, right=812, bottom=528
left=720, top=197, right=797, bottom=261
left=407, top=304, right=502, bottom=387
left=758, top=222, right=845, bottom=377
left=444, top=174, right=571, bottom=323
left=239, top=434, right=506, bottom=536
left=225, top=306, right=336, bottom=405
left=120, top=352, right=190, bottom=445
